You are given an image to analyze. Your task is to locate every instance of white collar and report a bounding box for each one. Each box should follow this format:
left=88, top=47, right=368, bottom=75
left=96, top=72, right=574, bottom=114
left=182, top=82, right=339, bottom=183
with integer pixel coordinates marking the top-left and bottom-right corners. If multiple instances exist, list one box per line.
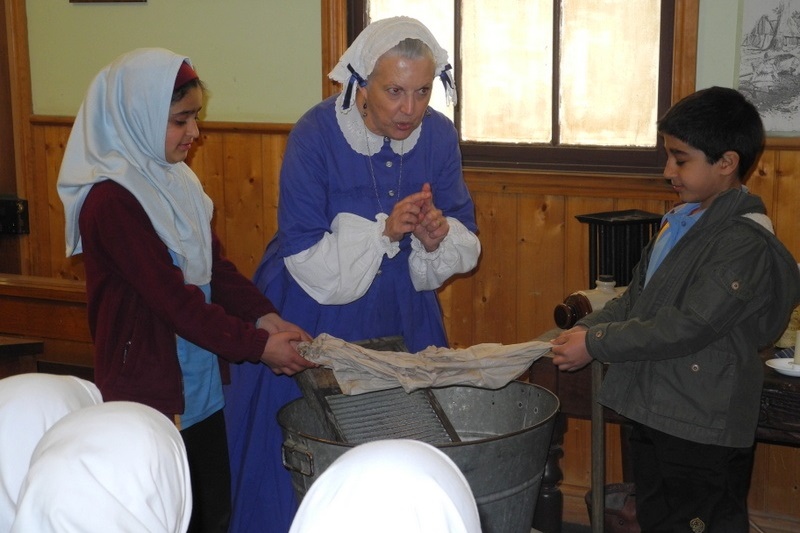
left=335, top=92, right=421, bottom=156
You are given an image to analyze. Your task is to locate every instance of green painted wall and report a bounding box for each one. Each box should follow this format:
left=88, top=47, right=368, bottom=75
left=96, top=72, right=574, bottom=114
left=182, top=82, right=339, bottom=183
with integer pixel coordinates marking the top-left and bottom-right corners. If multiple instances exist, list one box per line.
left=26, top=0, right=321, bottom=122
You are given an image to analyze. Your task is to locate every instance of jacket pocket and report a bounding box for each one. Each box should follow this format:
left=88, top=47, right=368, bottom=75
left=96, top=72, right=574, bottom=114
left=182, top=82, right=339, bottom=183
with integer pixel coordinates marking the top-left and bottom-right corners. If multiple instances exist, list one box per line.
left=688, top=265, right=754, bottom=333
left=647, top=350, right=735, bottom=430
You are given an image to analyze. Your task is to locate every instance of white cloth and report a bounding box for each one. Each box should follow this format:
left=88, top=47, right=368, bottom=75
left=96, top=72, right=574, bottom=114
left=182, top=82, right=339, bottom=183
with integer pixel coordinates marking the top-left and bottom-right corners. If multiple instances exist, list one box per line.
left=57, top=47, right=214, bottom=285
left=286, top=213, right=480, bottom=303
left=298, top=333, right=552, bottom=395
left=11, top=401, right=192, bottom=533
left=289, top=439, right=481, bottom=533
left=0, top=373, right=102, bottom=533
left=285, top=212, right=399, bottom=305
left=329, top=16, right=457, bottom=110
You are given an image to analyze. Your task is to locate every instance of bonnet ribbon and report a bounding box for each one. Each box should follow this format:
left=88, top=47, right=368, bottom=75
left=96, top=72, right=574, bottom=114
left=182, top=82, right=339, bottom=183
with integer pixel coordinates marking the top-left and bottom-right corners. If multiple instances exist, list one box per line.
left=439, top=63, right=453, bottom=91
left=343, top=64, right=368, bottom=110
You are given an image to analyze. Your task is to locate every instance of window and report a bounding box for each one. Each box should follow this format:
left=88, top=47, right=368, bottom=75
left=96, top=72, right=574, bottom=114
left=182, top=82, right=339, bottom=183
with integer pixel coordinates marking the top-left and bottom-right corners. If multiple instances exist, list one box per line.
left=348, top=0, right=677, bottom=174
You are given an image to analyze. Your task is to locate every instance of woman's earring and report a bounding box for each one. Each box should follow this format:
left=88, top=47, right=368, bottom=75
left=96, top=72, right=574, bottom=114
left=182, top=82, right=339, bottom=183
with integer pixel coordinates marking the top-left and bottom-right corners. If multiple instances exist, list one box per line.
left=361, top=101, right=368, bottom=117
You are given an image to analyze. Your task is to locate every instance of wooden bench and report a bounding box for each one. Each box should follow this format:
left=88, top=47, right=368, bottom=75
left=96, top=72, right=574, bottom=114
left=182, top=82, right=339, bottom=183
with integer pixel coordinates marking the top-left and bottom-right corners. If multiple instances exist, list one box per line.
left=0, top=334, right=44, bottom=378
left=0, top=274, right=93, bottom=379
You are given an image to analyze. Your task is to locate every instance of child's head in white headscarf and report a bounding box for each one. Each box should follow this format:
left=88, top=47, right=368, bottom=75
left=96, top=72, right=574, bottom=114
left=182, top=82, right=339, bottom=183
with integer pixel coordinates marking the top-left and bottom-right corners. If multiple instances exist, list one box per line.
left=57, top=48, right=214, bottom=286
left=289, top=439, right=482, bottom=533
left=0, top=373, right=102, bottom=532
left=11, top=401, right=192, bottom=533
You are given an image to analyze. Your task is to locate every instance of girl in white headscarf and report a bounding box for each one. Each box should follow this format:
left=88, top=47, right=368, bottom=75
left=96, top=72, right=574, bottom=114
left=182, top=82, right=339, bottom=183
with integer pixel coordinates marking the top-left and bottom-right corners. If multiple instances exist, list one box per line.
left=56, top=47, right=314, bottom=532
left=11, top=401, right=192, bottom=533
left=289, top=439, right=482, bottom=533
left=0, top=373, right=102, bottom=533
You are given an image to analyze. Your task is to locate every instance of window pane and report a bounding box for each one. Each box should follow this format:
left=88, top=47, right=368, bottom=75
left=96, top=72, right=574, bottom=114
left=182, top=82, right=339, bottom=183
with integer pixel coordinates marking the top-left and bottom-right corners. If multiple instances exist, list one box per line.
left=461, top=0, right=554, bottom=143
left=357, top=0, right=672, bottom=172
left=367, top=0, right=454, bottom=119
left=560, top=0, right=661, bottom=147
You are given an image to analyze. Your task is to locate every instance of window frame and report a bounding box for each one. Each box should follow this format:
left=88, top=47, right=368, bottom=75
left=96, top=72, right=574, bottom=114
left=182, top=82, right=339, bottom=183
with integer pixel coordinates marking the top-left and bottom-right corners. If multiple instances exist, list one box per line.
left=332, top=0, right=697, bottom=176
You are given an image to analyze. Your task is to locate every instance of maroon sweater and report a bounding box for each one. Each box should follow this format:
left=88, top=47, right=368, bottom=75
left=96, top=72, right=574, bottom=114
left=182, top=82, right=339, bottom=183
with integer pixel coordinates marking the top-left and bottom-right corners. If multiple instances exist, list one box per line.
left=79, top=180, right=276, bottom=415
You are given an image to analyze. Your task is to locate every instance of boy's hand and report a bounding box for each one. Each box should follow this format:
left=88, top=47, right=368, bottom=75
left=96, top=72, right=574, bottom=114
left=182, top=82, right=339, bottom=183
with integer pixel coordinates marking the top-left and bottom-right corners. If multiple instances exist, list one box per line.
left=550, top=327, right=593, bottom=372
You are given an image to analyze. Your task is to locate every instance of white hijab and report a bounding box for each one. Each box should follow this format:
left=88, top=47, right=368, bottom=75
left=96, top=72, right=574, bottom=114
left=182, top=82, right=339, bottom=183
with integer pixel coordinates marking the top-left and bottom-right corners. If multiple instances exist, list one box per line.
left=0, top=373, right=102, bottom=533
left=289, top=439, right=482, bottom=533
left=57, top=47, right=214, bottom=285
left=11, top=401, right=192, bottom=533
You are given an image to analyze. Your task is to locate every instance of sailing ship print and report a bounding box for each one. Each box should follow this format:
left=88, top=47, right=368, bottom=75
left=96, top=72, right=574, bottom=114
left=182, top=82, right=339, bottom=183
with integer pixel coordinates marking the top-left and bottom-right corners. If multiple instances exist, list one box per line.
left=739, top=0, right=800, bottom=132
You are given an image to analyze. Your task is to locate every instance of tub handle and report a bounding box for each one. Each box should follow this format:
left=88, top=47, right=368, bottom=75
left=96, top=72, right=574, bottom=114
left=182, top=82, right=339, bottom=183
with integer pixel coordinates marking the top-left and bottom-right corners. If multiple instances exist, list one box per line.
left=282, top=441, right=314, bottom=477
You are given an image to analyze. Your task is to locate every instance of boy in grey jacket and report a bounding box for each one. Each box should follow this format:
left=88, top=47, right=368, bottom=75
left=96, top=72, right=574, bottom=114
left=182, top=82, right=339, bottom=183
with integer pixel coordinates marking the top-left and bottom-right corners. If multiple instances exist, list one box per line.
left=551, top=86, right=800, bottom=532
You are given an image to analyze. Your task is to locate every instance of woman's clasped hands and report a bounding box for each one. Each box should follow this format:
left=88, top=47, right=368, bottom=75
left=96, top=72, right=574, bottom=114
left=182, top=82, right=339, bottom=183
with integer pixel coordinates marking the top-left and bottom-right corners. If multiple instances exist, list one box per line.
left=384, top=183, right=449, bottom=251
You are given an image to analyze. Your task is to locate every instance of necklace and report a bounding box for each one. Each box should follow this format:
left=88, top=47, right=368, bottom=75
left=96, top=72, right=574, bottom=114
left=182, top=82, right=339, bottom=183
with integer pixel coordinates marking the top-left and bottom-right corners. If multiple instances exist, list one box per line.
left=363, top=125, right=404, bottom=213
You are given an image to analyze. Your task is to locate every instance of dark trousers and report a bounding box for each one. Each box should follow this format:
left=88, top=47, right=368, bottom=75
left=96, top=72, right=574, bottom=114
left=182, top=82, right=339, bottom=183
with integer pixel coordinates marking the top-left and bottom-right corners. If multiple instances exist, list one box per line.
left=181, top=409, right=232, bottom=533
left=628, top=422, right=754, bottom=533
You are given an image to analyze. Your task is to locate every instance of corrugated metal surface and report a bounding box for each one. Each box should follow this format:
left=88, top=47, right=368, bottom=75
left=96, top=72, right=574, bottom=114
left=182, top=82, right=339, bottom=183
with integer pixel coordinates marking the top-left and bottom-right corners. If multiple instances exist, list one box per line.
left=325, top=388, right=455, bottom=444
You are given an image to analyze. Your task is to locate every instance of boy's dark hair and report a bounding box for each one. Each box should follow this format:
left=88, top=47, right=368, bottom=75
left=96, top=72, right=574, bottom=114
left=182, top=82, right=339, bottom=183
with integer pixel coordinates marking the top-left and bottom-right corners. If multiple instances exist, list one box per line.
left=657, top=86, right=765, bottom=182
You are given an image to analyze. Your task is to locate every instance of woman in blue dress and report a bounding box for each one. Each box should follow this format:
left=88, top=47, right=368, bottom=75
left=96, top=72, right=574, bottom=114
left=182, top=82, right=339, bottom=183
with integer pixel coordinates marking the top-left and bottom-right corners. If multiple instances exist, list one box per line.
left=224, top=17, right=481, bottom=532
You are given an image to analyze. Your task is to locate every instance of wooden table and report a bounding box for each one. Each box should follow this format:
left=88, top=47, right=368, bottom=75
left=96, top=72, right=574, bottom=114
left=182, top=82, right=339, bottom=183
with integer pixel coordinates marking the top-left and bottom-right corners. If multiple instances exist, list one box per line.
left=526, top=330, right=800, bottom=533
left=0, top=334, right=44, bottom=378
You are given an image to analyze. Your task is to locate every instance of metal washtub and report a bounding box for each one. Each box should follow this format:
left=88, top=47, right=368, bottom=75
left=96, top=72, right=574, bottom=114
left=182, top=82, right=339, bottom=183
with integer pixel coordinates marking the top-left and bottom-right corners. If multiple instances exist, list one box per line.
left=279, top=378, right=559, bottom=533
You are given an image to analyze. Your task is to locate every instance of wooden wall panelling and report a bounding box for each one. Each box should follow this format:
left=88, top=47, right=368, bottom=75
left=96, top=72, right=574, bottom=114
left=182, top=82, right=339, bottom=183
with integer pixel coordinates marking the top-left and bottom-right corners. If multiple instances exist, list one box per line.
left=0, top=4, right=14, bottom=195
left=28, top=123, right=54, bottom=277
left=671, top=0, right=699, bottom=101
left=321, top=0, right=348, bottom=99
left=749, top=150, right=777, bottom=216
left=219, top=132, right=266, bottom=279
left=564, top=196, right=615, bottom=291
left=773, top=149, right=800, bottom=258
left=45, top=125, right=72, bottom=279
left=0, top=274, right=92, bottom=368
left=438, top=261, right=479, bottom=349
left=438, top=272, right=475, bottom=349
left=5, top=0, right=33, bottom=273
left=191, top=131, right=228, bottom=244
left=469, top=189, right=520, bottom=345
left=259, top=131, right=289, bottom=264
left=516, top=193, right=566, bottom=340
left=435, top=280, right=454, bottom=344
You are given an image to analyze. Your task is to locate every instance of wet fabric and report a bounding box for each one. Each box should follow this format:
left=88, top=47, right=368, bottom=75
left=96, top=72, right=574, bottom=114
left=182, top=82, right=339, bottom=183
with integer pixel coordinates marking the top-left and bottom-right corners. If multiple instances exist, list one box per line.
left=299, top=333, right=552, bottom=395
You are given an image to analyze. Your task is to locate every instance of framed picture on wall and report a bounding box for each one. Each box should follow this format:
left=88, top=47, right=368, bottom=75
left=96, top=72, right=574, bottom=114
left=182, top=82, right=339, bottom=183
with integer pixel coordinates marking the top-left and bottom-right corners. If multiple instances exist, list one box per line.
left=738, top=0, right=800, bottom=135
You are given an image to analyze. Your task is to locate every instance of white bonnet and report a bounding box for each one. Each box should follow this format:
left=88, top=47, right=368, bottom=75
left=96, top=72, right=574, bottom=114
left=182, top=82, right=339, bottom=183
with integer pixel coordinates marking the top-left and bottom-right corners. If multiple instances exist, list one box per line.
left=328, top=16, right=457, bottom=111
